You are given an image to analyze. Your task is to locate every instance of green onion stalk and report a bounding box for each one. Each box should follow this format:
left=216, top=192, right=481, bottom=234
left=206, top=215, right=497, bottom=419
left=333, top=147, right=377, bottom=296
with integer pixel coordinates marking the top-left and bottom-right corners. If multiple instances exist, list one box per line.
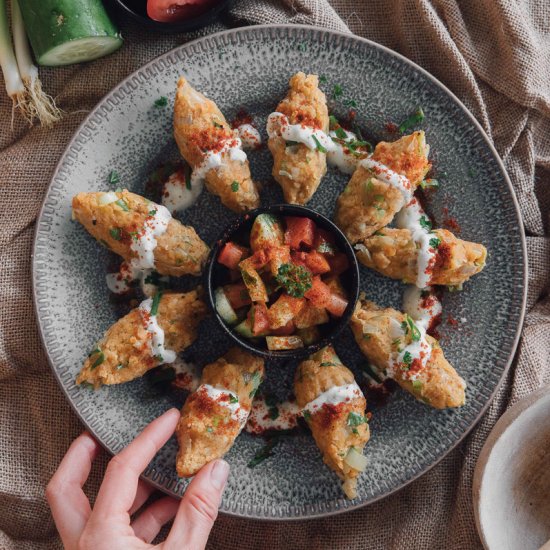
left=0, top=0, right=61, bottom=127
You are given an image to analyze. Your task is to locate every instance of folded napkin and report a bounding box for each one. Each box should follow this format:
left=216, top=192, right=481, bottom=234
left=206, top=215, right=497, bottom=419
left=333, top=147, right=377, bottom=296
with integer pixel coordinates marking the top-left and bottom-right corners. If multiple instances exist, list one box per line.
left=0, top=1, right=548, bottom=548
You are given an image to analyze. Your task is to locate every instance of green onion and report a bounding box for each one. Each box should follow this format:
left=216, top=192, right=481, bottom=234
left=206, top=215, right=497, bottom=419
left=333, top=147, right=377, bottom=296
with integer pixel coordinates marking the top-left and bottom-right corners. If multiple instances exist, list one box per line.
left=90, top=350, right=104, bottom=369
left=247, top=435, right=286, bottom=468
left=108, top=170, right=120, bottom=185
left=319, top=75, right=327, bottom=84
left=402, top=351, right=413, bottom=369
left=420, top=178, right=439, bottom=189
left=154, top=96, right=168, bottom=108
left=302, top=410, right=312, bottom=422
left=150, top=291, right=162, bottom=316
left=320, top=362, right=338, bottom=367
left=148, top=209, right=157, bottom=217
left=109, top=227, right=121, bottom=241
left=398, top=107, right=425, bottom=133
left=329, top=114, right=339, bottom=129
left=429, top=237, right=441, bottom=249
left=312, top=134, right=327, bottom=153
left=347, top=411, right=367, bottom=428
left=115, top=198, right=129, bottom=212
left=231, top=180, right=239, bottom=192
left=229, top=395, right=239, bottom=404
left=419, top=216, right=432, bottom=231
left=412, top=380, right=423, bottom=393
left=343, top=99, right=357, bottom=108
left=334, top=126, right=347, bottom=140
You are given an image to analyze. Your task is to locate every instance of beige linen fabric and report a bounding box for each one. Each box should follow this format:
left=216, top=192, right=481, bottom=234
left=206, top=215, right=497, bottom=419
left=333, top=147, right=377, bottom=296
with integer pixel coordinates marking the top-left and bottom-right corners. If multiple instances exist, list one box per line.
left=1, top=1, right=549, bottom=548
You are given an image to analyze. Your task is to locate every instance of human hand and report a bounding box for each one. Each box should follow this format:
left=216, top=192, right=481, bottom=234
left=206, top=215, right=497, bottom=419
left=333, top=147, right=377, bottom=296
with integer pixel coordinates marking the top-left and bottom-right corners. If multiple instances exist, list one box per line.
left=46, top=408, right=228, bottom=549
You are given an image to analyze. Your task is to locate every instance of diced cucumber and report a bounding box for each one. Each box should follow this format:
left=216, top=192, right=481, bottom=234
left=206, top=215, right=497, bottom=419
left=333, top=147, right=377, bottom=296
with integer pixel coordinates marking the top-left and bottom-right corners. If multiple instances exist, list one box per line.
left=240, top=261, right=268, bottom=302
left=18, top=0, right=123, bottom=66
left=214, top=287, right=238, bottom=326
left=234, top=319, right=264, bottom=339
left=250, top=214, right=284, bottom=251
left=266, top=335, right=304, bottom=351
left=297, top=326, right=321, bottom=346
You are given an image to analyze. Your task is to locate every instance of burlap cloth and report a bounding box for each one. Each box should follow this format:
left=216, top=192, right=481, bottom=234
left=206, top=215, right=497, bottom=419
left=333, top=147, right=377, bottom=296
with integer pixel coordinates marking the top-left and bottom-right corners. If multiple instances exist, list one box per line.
left=1, top=1, right=549, bottom=548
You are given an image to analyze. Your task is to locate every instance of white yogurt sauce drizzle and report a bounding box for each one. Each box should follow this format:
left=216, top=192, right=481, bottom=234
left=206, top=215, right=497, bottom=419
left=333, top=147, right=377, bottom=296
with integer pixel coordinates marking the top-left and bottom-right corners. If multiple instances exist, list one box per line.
left=395, top=197, right=438, bottom=289
left=198, top=384, right=249, bottom=426
left=359, top=158, right=413, bottom=202
left=236, top=124, right=262, bottom=150
left=171, top=358, right=200, bottom=392
left=245, top=396, right=300, bottom=435
left=403, top=286, right=442, bottom=331
left=303, top=382, right=363, bottom=415
left=161, top=169, right=202, bottom=214
left=266, top=112, right=332, bottom=151
left=138, top=297, right=176, bottom=364
left=106, top=262, right=168, bottom=298
left=327, top=128, right=363, bottom=174
left=191, top=136, right=247, bottom=187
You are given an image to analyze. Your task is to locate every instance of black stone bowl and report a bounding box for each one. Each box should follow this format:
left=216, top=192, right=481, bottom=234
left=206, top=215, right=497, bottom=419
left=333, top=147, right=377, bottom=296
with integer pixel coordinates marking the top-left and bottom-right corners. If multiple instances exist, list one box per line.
left=204, top=204, right=360, bottom=359
left=111, top=0, right=233, bottom=33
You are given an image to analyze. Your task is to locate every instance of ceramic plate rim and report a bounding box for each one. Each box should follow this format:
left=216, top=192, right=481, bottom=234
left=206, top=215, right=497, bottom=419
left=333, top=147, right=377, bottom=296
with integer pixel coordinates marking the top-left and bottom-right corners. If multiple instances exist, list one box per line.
left=32, top=24, right=528, bottom=520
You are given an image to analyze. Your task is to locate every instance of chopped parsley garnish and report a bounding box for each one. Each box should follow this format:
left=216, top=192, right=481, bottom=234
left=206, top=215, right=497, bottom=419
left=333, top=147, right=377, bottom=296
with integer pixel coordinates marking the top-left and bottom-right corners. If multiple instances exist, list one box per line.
left=148, top=209, right=157, bottom=217
left=402, top=351, right=413, bottom=369
left=231, top=180, right=239, bottom=192
left=302, top=410, right=312, bottom=422
left=108, top=170, right=120, bottom=185
left=332, top=84, right=343, bottom=99
left=229, top=395, right=239, bottom=404
left=419, top=216, right=432, bottom=231
left=154, top=354, right=164, bottom=363
left=115, top=198, right=129, bottom=212
left=154, top=96, right=168, bottom=108
left=247, top=435, right=286, bottom=468
left=185, top=167, right=192, bottom=190
left=90, top=348, right=104, bottom=369
left=329, top=115, right=339, bottom=129
left=312, top=134, right=327, bottom=153
left=109, top=228, right=121, bottom=241
left=150, top=291, right=162, bottom=316
left=401, top=315, right=421, bottom=342
left=276, top=263, right=313, bottom=298
left=319, top=75, right=327, bottom=84
left=420, top=178, right=439, bottom=189
left=398, top=107, right=425, bottom=133
left=347, top=412, right=368, bottom=431
left=412, top=380, right=423, bottom=393
left=343, top=98, right=357, bottom=108
left=429, top=237, right=441, bottom=249
left=374, top=194, right=385, bottom=203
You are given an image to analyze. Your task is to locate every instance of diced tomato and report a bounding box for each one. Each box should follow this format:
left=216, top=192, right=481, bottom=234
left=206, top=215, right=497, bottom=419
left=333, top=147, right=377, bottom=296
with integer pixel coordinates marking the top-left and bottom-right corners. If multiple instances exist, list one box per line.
left=223, top=283, right=251, bottom=309
left=270, top=320, right=296, bottom=336
left=326, top=293, right=348, bottom=317
left=314, top=229, right=336, bottom=254
left=147, top=0, right=217, bottom=23
left=218, top=242, right=248, bottom=270
left=249, top=302, right=270, bottom=335
left=284, top=217, right=316, bottom=250
left=326, top=252, right=349, bottom=275
left=290, top=250, right=330, bottom=275
left=304, top=276, right=332, bottom=308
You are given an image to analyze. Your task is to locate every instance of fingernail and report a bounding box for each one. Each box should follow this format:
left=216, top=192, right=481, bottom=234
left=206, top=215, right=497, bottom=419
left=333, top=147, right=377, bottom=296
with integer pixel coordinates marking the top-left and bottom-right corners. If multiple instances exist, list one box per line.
left=210, top=459, right=229, bottom=491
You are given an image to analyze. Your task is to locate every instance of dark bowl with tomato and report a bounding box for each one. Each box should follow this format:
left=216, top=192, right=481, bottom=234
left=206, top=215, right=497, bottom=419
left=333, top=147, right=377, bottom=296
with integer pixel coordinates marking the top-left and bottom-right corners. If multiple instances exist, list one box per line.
left=112, top=0, right=233, bottom=32
left=205, top=204, right=360, bottom=359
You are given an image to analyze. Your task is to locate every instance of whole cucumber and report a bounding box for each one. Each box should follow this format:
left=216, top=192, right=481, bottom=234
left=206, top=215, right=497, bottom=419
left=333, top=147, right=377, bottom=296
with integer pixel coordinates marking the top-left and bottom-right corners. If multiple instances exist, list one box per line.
left=17, top=0, right=123, bottom=66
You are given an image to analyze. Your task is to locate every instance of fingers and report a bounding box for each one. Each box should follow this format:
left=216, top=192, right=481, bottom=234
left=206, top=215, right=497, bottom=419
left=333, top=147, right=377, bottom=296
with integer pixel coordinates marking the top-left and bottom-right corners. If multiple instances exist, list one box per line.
left=131, top=496, right=179, bottom=543
left=165, top=459, right=229, bottom=550
left=93, top=408, right=180, bottom=516
left=46, top=432, right=101, bottom=549
left=129, top=480, right=156, bottom=516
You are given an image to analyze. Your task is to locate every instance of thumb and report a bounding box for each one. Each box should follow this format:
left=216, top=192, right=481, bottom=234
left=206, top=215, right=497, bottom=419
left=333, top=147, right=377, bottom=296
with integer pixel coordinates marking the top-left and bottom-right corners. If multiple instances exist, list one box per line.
left=164, top=459, right=229, bottom=550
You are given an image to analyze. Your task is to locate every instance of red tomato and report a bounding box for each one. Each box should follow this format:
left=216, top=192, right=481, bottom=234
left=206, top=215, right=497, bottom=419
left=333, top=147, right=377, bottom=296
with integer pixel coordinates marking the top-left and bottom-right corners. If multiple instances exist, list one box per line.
left=223, top=283, right=251, bottom=309
left=249, top=302, right=270, bottom=335
left=284, top=217, right=316, bottom=250
left=327, top=252, right=350, bottom=275
left=218, top=242, right=248, bottom=270
left=270, top=320, right=296, bottom=336
left=326, top=293, right=348, bottom=317
left=147, top=0, right=217, bottom=23
left=304, top=276, right=332, bottom=308
left=291, top=251, right=330, bottom=275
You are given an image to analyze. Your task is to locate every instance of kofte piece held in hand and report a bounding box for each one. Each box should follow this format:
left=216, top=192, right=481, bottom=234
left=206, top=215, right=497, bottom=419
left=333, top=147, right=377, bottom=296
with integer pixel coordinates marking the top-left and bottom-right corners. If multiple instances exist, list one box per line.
left=294, top=346, right=370, bottom=499
left=77, top=290, right=208, bottom=388
left=350, top=296, right=466, bottom=409
left=174, top=77, right=259, bottom=213
left=72, top=190, right=209, bottom=277
left=176, top=348, right=265, bottom=477
left=267, top=72, right=329, bottom=205
left=335, top=131, right=431, bottom=243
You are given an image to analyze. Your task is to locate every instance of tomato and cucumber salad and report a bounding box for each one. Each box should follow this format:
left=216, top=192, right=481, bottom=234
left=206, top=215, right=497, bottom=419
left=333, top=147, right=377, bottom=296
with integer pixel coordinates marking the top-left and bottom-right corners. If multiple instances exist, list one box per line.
left=215, top=214, right=351, bottom=351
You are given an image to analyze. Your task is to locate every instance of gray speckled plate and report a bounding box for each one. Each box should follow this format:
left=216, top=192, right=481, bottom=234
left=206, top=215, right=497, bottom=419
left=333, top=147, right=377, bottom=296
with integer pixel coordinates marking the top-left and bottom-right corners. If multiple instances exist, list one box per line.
left=33, top=25, right=527, bottom=520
